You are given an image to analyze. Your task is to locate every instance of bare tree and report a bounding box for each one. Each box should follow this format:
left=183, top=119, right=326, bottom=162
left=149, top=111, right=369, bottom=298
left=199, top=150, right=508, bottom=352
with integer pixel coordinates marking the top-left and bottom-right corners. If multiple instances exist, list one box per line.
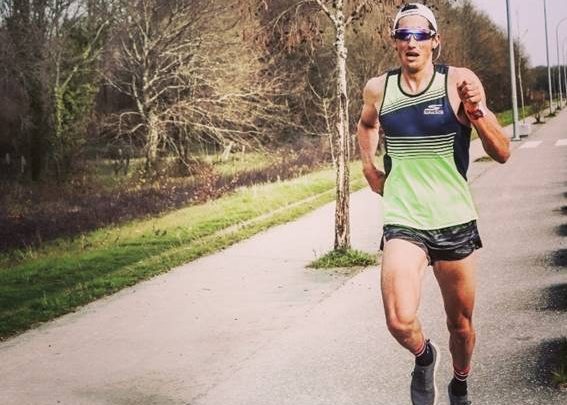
left=104, top=0, right=294, bottom=175
left=252, top=0, right=396, bottom=251
left=314, top=0, right=376, bottom=251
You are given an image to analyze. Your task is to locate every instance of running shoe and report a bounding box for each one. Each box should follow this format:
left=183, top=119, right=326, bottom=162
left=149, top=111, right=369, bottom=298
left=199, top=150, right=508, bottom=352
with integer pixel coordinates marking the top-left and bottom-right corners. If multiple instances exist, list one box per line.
left=410, top=340, right=440, bottom=405
left=448, top=384, right=471, bottom=405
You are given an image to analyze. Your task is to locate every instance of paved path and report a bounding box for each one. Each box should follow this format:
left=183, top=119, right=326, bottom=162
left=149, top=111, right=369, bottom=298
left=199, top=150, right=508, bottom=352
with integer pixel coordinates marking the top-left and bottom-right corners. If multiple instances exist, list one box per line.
left=1, top=115, right=566, bottom=405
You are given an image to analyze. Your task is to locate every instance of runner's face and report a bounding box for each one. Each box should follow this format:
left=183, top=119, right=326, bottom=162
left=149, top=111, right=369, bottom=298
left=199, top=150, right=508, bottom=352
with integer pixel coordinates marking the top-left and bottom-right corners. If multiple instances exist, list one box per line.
left=393, top=15, right=439, bottom=72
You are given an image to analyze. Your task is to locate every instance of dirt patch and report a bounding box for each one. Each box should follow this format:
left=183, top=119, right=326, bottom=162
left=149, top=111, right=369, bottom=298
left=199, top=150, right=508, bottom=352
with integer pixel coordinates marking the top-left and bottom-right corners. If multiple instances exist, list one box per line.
left=474, top=156, right=494, bottom=163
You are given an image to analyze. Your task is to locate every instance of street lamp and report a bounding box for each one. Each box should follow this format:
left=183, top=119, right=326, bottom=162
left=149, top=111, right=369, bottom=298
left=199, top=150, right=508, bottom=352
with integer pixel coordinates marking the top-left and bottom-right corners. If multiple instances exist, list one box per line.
left=506, top=0, right=520, bottom=140
left=544, top=0, right=554, bottom=114
left=555, top=17, right=567, bottom=108
left=563, top=38, right=567, bottom=98
left=516, top=17, right=528, bottom=123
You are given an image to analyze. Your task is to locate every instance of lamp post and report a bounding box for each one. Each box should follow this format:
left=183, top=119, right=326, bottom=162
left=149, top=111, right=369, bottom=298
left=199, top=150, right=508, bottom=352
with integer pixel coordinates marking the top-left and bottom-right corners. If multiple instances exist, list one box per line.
left=563, top=38, right=567, bottom=97
left=544, top=0, right=554, bottom=114
left=517, top=15, right=528, bottom=123
left=507, top=0, right=520, bottom=140
left=555, top=17, right=567, bottom=108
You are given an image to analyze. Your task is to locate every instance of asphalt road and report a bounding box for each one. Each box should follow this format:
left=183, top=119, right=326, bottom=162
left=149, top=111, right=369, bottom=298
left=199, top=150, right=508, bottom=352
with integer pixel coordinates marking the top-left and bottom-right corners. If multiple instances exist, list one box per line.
left=0, top=113, right=566, bottom=405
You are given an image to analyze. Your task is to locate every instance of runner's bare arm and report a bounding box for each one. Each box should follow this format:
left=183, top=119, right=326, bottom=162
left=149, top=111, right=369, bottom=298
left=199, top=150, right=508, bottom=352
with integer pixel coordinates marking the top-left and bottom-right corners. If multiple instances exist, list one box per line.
left=357, top=76, right=386, bottom=196
left=455, top=68, right=510, bottom=163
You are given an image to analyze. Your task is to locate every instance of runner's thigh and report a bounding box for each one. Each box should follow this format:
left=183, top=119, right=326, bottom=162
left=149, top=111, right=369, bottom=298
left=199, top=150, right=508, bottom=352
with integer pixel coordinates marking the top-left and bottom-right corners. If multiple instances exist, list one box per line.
left=433, top=253, right=477, bottom=322
left=381, top=239, right=429, bottom=322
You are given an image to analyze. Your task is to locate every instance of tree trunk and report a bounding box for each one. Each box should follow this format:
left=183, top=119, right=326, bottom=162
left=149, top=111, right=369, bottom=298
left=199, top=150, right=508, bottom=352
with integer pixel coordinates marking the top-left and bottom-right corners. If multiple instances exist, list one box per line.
left=29, top=89, right=44, bottom=182
left=333, top=7, right=351, bottom=251
left=145, top=112, right=160, bottom=174
left=9, top=0, right=49, bottom=181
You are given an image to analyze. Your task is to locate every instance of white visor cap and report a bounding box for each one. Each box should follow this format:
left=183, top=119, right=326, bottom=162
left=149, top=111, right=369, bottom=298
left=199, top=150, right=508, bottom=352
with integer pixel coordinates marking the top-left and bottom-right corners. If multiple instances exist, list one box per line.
left=393, top=3, right=438, bottom=33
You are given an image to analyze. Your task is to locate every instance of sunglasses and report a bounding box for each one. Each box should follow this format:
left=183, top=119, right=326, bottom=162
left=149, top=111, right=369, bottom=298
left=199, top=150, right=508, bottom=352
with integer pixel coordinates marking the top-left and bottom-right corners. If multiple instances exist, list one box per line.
left=391, top=28, right=436, bottom=41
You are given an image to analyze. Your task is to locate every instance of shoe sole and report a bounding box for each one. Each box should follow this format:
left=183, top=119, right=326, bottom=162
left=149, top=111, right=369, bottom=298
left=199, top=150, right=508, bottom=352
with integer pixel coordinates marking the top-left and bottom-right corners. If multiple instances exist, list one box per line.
left=430, top=341, right=440, bottom=405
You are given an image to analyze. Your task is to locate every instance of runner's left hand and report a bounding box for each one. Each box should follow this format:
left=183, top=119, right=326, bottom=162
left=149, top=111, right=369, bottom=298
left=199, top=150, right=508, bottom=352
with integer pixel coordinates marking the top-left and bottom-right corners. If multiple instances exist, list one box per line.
left=457, top=80, right=482, bottom=111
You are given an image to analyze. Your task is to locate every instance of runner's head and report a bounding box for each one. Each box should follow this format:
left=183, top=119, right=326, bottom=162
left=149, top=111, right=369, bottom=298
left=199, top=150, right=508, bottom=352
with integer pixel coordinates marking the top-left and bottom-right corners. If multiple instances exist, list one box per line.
left=391, top=3, right=441, bottom=72
left=393, top=3, right=438, bottom=32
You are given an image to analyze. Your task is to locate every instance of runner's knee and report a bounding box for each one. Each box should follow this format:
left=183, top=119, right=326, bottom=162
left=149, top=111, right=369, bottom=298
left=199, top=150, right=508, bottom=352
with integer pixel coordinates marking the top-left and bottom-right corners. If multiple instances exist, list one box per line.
left=446, top=315, right=474, bottom=340
left=386, top=312, right=417, bottom=338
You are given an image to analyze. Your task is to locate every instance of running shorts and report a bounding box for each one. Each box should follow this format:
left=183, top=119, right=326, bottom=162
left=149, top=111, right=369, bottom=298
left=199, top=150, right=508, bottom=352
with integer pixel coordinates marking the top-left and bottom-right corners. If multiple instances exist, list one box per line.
left=379, top=220, right=483, bottom=265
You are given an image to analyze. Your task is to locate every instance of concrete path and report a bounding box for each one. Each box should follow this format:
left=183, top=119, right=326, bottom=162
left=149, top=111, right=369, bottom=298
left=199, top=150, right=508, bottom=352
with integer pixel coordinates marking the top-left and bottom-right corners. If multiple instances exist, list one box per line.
left=1, top=114, right=566, bottom=405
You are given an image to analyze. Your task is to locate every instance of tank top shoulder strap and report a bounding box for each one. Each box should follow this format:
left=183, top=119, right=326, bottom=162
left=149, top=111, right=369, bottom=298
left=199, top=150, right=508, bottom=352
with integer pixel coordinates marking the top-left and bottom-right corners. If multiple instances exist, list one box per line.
left=379, top=68, right=401, bottom=116
left=434, top=63, right=449, bottom=95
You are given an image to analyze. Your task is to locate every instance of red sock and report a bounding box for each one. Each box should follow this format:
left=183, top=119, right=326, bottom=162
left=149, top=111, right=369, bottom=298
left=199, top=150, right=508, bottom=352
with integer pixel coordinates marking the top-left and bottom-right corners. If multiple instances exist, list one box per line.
left=414, top=338, right=433, bottom=366
left=454, top=365, right=470, bottom=381
left=450, top=366, right=470, bottom=397
left=414, top=338, right=427, bottom=357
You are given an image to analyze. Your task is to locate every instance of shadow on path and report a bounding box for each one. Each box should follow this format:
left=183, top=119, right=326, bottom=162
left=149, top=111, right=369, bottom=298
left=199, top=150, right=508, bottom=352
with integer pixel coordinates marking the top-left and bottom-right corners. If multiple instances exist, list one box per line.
left=539, top=284, right=567, bottom=311
left=549, top=249, right=567, bottom=268
left=533, top=338, right=567, bottom=388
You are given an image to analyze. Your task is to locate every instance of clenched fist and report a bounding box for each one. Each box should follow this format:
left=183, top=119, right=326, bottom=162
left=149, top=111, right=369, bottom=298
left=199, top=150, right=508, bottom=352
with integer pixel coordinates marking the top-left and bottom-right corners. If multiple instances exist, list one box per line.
left=457, top=80, right=482, bottom=112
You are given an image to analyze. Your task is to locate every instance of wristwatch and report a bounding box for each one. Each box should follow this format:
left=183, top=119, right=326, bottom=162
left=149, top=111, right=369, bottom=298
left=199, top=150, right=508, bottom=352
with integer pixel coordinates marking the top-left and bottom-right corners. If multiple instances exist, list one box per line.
left=466, top=103, right=486, bottom=120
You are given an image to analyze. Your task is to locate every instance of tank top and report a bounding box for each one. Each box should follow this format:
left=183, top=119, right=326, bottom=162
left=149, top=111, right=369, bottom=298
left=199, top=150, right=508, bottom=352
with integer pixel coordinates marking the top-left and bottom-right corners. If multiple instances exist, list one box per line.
left=378, top=64, right=478, bottom=230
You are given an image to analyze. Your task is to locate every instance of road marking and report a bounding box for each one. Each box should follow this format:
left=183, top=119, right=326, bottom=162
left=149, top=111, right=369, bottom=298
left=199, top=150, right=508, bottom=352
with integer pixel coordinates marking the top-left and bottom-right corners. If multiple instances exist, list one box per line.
left=556, top=139, right=567, bottom=146
left=519, top=141, right=542, bottom=149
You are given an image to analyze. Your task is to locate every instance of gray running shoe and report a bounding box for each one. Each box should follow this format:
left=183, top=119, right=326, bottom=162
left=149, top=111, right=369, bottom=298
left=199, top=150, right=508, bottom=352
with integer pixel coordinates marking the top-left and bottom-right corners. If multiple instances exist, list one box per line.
left=448, top=384, right=471, bottom=405
left=410, top=340, right=440, bottom=405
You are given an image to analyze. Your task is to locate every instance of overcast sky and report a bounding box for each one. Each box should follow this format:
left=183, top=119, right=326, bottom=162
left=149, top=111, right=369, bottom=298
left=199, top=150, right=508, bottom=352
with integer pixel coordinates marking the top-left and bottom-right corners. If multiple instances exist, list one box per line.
left=470, top=0, right=567, bottom=67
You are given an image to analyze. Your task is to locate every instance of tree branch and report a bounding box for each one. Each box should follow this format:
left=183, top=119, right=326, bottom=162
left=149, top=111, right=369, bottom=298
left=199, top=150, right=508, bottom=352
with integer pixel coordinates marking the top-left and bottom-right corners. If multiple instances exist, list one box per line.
left=312, top=0, right=337, bottom=25
left=345, top=0, right=370, bottom=26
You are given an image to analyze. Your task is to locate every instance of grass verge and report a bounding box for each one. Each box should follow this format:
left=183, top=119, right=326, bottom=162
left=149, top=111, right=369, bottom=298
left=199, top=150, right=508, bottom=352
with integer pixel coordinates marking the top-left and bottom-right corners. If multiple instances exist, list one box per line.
left=495, top=105, right=534, bottom=127
left=308, top=248, right=376, bottom=269
left=0, top=159, right=377, bottom=340
left=471, top=105, right=534, bottom=141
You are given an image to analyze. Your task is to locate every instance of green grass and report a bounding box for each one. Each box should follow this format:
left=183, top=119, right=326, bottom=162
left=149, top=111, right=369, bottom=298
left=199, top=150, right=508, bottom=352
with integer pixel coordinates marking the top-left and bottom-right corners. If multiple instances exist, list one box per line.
left=470, top=105, right=534, bottom=141
left=88, top=157, right=145, bottom=189
left=0, top=159, right=377, bottom=340
left=308, top=248, right=376, bottom=269
left=495, top=104, right=534, bottom=127
left=552, top=338, right=567, bottom=390
left=86, top=152, right=273, bottom=190
left=205, top=151, right=273, bottom=176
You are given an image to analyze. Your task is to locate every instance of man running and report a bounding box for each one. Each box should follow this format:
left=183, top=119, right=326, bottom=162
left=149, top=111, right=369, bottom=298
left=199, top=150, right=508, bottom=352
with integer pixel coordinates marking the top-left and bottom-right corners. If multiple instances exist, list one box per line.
left=356, top=3, right=510, bottom=405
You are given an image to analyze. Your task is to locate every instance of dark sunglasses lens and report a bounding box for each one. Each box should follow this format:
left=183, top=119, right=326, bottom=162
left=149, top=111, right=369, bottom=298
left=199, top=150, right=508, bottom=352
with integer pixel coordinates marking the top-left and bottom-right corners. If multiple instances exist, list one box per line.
left=414, top=32, right=431, bottom=41
left=393, top=31, right=410, bottom=40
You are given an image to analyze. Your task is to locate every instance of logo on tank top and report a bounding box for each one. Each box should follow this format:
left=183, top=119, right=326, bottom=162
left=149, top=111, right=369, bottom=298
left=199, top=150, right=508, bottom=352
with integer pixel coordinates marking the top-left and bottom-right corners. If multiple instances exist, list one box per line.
left=423, top=104, right=444, bottom=115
